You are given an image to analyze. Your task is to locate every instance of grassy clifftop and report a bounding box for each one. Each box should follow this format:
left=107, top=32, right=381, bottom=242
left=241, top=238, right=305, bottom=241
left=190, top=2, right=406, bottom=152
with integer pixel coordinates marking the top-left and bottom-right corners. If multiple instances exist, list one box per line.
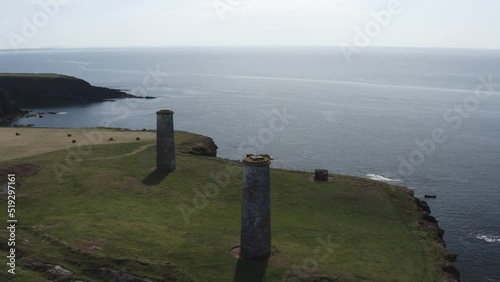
left=0, top=128, right=455, bottom=281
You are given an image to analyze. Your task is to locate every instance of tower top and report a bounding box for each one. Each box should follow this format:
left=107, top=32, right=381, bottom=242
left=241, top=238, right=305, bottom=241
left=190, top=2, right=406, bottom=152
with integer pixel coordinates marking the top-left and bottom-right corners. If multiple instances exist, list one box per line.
left=156, top=109, right=174, bottom=115
left=243, top=154, right=272, bottom=165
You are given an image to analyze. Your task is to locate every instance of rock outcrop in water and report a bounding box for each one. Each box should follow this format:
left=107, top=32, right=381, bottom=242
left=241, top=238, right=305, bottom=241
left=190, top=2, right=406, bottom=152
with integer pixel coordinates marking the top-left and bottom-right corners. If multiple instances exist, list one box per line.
left=0, top=73, right=137, bottom=106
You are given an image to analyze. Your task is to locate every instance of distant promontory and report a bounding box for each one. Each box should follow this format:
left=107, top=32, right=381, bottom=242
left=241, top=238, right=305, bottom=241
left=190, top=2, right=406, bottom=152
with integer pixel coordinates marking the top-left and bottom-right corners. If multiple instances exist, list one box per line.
left=0, top=73, right=147, bottom=107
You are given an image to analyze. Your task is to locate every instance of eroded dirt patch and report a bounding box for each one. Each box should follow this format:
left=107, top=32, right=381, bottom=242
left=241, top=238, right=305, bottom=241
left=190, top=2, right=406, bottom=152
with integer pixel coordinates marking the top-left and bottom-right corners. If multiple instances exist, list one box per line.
left=73, top=238, right=106, bottom=254
left=0, top=164, right=43, bottom=184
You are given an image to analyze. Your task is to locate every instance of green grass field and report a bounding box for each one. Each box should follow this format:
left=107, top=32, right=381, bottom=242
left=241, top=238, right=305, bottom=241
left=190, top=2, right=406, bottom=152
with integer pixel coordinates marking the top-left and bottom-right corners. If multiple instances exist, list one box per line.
left=0, top=130, right=452, bottom=281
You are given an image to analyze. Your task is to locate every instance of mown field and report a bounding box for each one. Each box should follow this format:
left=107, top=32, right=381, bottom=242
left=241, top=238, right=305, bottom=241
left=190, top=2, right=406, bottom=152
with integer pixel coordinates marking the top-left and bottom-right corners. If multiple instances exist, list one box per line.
left=0, top=128, right=451, bottom=281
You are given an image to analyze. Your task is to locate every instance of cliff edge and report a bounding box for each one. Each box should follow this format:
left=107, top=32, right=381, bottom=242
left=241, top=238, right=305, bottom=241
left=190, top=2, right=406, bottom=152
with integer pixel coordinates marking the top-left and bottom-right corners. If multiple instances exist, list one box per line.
left=0, top=89, right=23, bottom=121
left=177, top=132, right=218, bottom=157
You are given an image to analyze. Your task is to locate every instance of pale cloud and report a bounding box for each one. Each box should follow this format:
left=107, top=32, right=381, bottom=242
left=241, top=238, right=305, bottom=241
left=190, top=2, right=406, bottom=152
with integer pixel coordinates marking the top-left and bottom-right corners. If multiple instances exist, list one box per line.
left=1, top=0, right=500, bottom=49
left=239, top=0, right=367, bottom=14
left=219, top=0, right=369, bottom=23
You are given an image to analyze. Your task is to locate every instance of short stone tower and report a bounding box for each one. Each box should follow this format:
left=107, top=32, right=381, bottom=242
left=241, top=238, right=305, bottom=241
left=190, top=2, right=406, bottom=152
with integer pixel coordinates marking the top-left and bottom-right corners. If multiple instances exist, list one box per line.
left=240, top=154, right=272, bottom=260
left=156, top=110, right=176, bottom=172
left=314, top=169, right=329, bottom=182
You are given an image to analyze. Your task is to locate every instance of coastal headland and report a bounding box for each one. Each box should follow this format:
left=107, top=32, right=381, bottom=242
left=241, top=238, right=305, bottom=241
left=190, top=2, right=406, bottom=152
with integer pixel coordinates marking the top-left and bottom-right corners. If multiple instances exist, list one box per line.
left=0, top=127, right=459, bottom=281
left=0, top=73, right=143, bottom=104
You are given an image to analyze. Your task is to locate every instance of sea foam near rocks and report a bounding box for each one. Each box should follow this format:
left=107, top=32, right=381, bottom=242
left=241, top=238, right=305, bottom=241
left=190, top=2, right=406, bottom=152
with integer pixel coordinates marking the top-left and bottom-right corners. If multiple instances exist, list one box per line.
left=476, top=234, right=500, bottom=243
left=366, top=174, right=402, bottom=182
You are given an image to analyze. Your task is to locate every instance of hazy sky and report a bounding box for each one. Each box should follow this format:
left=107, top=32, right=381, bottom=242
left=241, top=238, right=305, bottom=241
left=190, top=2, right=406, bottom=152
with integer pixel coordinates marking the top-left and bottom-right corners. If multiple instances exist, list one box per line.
left=1, top=0, right=499, bottom=50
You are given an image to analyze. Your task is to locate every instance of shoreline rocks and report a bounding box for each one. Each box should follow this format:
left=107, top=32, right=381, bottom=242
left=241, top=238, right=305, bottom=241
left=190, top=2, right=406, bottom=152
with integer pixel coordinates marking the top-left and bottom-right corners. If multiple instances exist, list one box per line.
left=0, top=89, right=24, bottom=122
left=178, top=135, right=218, bottom=157
left=414, top=196, right=461, bottom=281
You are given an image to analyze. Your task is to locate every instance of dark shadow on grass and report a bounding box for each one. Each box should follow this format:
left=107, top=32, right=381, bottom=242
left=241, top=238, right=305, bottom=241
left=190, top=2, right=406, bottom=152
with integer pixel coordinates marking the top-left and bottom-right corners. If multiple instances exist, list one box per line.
left=141, top=169, right=172, bottom=186
left=233, top=258, right=268, bottom=282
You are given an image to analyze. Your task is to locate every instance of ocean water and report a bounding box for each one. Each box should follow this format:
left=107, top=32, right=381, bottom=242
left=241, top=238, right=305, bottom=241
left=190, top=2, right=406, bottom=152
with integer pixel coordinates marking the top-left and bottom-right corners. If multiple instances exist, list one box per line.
left=1, top=47, right=500, bottom=281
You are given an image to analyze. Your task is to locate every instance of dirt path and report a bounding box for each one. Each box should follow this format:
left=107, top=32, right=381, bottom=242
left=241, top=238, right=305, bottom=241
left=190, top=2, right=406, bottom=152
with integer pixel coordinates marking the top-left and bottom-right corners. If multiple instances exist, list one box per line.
left=85, top=143, right=155, bottom=161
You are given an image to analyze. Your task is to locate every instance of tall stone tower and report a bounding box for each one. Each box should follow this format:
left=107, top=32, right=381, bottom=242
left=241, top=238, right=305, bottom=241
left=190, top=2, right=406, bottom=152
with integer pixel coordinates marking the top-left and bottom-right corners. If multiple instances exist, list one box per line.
left=156, top=109, right=176, bottom=172
left=240, top=154, right=272, bottom=260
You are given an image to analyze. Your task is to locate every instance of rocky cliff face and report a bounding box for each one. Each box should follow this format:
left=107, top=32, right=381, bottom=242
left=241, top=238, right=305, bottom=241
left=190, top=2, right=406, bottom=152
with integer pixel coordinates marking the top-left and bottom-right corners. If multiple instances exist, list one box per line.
left=177, top=135, right=218, bottom=157
left=413, top=196, right=461, bottom=281
left=0, top=89, right=23, bottom=120
left=0, top=74, right=135, bottom=105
